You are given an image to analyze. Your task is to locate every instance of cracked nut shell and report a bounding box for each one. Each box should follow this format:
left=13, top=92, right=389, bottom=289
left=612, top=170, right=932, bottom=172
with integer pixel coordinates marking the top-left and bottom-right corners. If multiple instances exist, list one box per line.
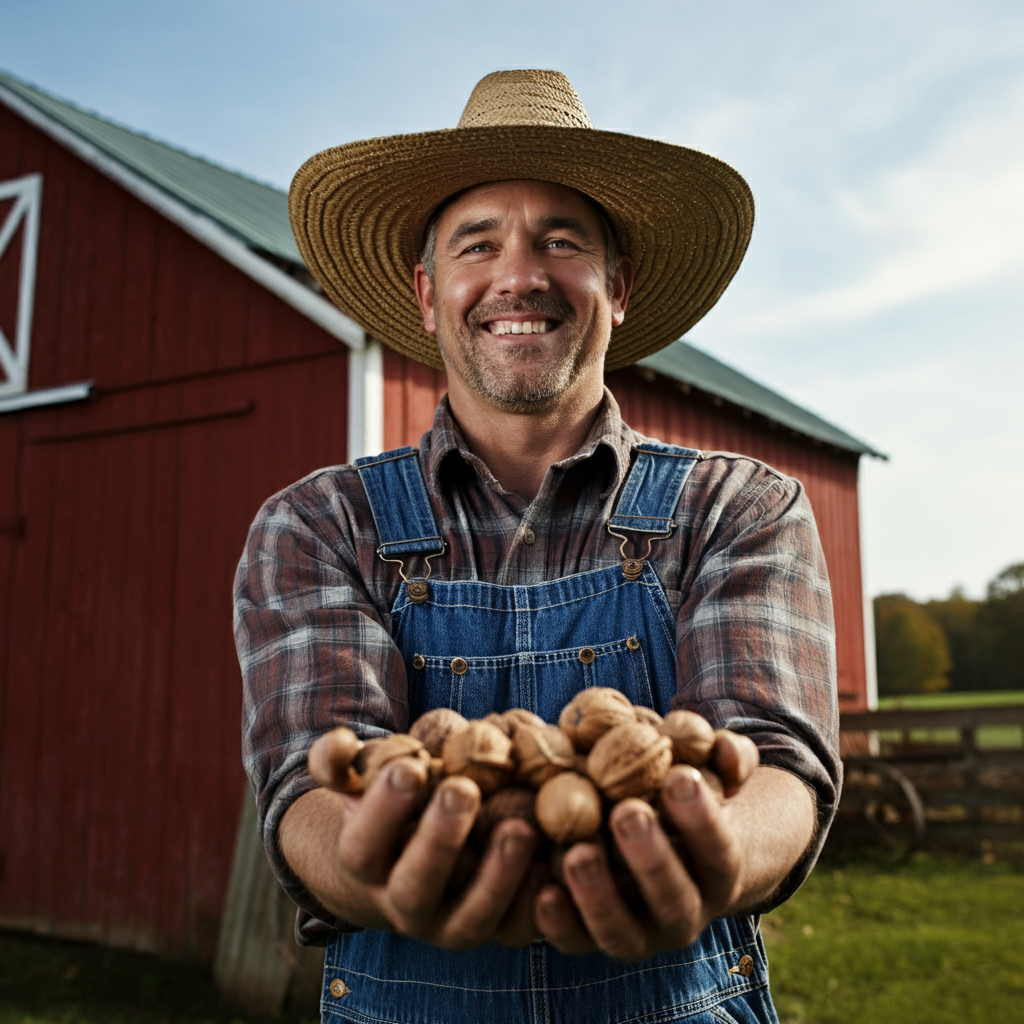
left=441, top=720, right=515, bottom=795
left=512, top=722, right=576, bottom=788
left=354, top=734, right=431, bottom=790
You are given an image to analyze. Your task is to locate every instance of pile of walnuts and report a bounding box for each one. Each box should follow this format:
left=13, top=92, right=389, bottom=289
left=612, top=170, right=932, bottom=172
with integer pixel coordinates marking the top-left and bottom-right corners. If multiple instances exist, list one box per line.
left=309, top=688, right=747, bottom=890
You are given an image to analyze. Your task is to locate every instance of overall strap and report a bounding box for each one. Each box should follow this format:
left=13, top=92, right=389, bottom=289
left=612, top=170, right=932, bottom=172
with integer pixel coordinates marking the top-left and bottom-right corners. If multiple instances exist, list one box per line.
left=608, top=442, right=702, bottom=579
left=355, top=448, right=445, bottom=559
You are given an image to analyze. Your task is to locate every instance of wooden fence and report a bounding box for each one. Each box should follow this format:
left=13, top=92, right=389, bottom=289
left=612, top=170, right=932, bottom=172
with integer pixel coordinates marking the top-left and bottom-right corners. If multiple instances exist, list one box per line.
left=835, top=705, right=1024, bottom=853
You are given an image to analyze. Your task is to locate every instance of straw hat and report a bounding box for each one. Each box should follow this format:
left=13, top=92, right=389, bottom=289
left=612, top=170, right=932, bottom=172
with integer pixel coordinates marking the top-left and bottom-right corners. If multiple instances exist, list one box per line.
left=289, top=70, right=753, bottom=371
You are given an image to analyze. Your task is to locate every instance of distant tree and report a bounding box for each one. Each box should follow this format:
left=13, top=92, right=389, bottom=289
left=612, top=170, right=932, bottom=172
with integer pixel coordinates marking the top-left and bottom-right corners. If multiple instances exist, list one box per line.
left=874, top=593, right=952, bottom=695
left=980, top=562, right=1024, bottom=691
left=925, top=588, right=990, bottom=691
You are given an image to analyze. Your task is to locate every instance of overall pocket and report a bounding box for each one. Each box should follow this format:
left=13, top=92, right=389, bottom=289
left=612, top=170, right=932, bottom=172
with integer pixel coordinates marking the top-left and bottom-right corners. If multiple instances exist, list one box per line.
left=406, top=633, right=657, bottom=722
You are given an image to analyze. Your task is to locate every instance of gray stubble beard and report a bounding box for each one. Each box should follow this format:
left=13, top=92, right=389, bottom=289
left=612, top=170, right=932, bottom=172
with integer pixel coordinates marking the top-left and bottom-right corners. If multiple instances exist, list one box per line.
left=438, top=298, right=605, bottom=414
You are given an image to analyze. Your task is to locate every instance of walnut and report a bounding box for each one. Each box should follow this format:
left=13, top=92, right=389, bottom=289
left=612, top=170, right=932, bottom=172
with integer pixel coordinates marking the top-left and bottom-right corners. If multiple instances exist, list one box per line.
left=441, top=720, right=515, bottom=795
left=535, top=772, right=603, bottom=844
left=511, top=722, right=576, bottom=788
left=699, top=766, right=725, bottom=801
left=586, top=722, right=673, bottom=801
left=409, top=707, right=469, bottom=757
left=501, top=708, right=546, bottom=734
left=473, top=786, right=537, bottom=844
left=307, top=726, right=364, bottom=792
left=558, top=687, right=637, bottom=752
left=658, top=710, right=715, bottom=766
left=354, top=734, right=431, bottom=791
left=633, top=705, right=664, bottom=729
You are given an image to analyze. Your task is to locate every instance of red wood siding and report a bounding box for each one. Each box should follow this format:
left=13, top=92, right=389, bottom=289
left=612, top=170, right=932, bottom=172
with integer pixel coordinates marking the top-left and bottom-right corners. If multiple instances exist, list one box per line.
left=0, top=104, right=351, bottom=955
left=380, top=353, right=868, bottom=711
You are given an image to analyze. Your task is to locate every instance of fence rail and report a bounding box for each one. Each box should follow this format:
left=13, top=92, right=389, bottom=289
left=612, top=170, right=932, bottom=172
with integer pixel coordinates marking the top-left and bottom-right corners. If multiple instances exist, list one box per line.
left=835, top=704, right=1024, bottom=853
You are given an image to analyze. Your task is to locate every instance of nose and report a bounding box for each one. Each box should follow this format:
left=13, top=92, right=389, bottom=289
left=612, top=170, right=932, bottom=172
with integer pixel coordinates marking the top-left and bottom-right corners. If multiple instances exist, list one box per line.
left=492, top=239, right=549, bottom=297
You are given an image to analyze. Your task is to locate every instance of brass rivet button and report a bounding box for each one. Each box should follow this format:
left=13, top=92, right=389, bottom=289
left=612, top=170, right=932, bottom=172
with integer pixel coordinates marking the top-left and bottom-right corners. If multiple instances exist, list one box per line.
left=451, top=657, right=468, bottom=675
left=626, top=636, right=640, bottom=651
left=728, top=954, right=755, bottom=977
left=622, top=558, right=644, bottom=580
left=412, top=654, right=425, bottom=670
left=407, top=580, right=429, bottom=603
left=578, top=647, right=596, bottom=664
left=522, top=525, right=536, bottom=545
left=329, top=978, right=351, bottom=997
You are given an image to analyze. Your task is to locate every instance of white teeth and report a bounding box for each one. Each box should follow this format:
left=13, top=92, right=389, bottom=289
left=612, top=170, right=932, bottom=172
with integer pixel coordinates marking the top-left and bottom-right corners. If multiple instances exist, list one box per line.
left=489, top=320, right=550, bottom=335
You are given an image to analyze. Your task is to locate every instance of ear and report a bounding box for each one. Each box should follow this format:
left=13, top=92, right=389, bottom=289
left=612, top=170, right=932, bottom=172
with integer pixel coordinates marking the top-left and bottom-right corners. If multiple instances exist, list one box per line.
left=609, top=256, right=634, bottom=328
left=414, top=264, right=437, bottom=334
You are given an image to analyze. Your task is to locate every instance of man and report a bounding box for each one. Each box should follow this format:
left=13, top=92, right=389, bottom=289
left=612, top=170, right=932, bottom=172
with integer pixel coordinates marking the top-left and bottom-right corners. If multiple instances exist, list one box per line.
left=235, top=70, right=840, bottom=1023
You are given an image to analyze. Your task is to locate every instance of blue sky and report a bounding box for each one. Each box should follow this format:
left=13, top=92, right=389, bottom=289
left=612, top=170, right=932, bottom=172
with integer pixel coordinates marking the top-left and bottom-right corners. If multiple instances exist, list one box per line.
left=3, top=0, right=1022, bottom=601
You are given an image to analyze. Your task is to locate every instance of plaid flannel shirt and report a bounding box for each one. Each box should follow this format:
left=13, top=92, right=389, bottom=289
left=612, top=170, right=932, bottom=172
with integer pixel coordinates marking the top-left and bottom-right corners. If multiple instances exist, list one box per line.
left=234, top=390, right=840, bottom=937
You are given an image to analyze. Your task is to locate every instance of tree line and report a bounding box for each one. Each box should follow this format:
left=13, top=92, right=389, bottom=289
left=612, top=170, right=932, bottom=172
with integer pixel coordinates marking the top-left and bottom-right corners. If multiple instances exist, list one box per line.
left=873, top=562, right=1024, bottom=695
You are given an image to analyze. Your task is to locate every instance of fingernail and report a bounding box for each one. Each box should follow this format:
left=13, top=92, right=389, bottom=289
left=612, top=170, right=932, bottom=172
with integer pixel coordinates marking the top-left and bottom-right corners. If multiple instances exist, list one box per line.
left=567, top=854, right=601, bottom=889
left=665, top=766, right=700, bottom=804
left=616, top=808, right=652, bottom=841
left=501, top=831, right=532, bottom=866
left=440, top=783, right=475, bottom=815
left=388, top=759, right=422, bottom=792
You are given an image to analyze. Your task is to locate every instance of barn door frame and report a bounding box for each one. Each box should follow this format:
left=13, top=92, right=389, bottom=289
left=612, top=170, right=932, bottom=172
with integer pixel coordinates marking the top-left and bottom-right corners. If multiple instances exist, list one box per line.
left=0, top=173, right=42, bottom=398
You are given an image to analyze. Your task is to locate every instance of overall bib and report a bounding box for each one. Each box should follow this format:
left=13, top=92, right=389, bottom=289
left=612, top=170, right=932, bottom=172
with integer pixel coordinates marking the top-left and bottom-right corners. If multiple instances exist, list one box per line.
left=321, top=444, right=778, bottom=1024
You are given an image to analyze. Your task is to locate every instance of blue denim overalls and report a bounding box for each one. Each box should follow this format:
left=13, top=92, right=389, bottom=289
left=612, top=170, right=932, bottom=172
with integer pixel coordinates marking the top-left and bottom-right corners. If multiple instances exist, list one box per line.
left=321, top=443, right=779, bottom=1024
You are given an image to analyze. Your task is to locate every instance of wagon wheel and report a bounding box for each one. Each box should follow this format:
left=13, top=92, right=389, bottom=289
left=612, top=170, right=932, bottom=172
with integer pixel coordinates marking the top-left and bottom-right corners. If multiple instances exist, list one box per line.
left=836, top=759, right=926, bottom=862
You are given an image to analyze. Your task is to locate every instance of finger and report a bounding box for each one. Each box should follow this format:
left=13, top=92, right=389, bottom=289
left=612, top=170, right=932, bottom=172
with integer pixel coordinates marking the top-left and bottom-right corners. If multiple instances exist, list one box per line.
left=608, top=799, right=703, bottom=948
left=495, top=862, right=548, bottom=948
left=535, top=883, right=596, bottom=955
left=560, top=843, right=649, bottom=961
left=339, top=757, right=429, bottom=883
left=439, top=819, right=539, bottom=949
left=659, top=765, right=740, bottom=913
left=386, top=775, right=481, bottom=927
left=710, top=730, right=759, bottom=796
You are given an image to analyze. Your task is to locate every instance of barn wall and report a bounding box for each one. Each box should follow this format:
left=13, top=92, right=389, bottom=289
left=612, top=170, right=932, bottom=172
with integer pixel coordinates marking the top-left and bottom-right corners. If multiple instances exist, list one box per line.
left=0, top=105, right=351, bottom=955
left=381, top=352, right=868, bottom=710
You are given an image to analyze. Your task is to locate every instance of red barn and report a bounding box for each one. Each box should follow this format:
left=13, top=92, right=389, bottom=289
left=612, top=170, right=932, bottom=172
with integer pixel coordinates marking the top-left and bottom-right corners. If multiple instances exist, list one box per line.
left=0, top=71, right=882, bottom=958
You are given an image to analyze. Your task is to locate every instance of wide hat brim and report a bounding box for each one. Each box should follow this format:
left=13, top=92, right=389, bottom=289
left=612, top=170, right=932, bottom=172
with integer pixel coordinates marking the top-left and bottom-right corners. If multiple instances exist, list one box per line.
left=289, top=124, right=754, bottom=371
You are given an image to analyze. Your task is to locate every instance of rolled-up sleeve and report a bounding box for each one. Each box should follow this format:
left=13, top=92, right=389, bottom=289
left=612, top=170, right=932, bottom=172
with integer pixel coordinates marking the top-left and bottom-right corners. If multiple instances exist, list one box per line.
left=233, top=469, right=406, bottom=929
left=674, top=456, right=841, bottom=905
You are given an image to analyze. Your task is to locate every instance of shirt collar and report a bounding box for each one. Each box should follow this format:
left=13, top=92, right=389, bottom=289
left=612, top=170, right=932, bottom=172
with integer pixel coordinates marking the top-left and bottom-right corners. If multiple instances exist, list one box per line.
left=422, top=388, right=636, bottom=497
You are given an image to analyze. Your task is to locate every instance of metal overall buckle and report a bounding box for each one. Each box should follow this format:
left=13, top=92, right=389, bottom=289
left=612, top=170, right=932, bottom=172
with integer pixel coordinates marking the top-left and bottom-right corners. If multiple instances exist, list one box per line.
left=378, top=539, right=447, bottom=603
left=606, top=517, right=676, bottom=581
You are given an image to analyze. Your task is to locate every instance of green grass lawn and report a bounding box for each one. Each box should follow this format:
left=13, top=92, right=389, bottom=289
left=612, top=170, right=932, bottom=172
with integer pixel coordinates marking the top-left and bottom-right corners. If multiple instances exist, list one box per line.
left=3, top=852, right=1022, bottom=1024
left=762, top=852, right=1024, bottom=1024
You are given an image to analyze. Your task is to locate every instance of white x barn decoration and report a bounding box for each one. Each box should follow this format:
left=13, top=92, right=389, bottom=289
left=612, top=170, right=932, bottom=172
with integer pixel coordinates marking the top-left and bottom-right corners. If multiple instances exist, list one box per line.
left=0, top=173, right=42, bottom=397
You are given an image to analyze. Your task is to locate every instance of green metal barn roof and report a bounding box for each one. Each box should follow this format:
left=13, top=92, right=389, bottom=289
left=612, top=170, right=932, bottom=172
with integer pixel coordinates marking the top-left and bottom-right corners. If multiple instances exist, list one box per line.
left=0, top=70, right=301, bottom=264
left=0, top=69, right=882, bottom=456
left=639, top=341, right=884, bottom=457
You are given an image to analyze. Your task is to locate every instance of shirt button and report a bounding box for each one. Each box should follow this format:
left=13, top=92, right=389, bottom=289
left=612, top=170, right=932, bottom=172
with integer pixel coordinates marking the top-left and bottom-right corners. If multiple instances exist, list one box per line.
left=522, top=525, right=536, bottom=545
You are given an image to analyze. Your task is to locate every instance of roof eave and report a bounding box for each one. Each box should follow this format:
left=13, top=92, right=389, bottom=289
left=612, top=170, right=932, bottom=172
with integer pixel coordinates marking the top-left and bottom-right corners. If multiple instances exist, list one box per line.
left=635, top=343, right=887, bottom=460
left=0, top=78, right=363, bottom=352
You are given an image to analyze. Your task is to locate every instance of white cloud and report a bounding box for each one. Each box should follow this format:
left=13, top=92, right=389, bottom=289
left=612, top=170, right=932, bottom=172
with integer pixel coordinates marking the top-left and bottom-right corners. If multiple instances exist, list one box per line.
left=731, top=78, right=1024, bottom=334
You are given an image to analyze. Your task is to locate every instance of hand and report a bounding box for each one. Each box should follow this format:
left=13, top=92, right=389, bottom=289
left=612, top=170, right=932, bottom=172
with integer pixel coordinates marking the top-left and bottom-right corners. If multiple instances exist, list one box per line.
left=535, top=732, right=813, bottom=961
left=280, top=755, right=543, bottom=950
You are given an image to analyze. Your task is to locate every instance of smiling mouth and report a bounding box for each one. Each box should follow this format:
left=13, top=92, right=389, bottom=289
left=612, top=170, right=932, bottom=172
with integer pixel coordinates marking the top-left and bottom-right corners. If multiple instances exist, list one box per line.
left=486, top=319, right=555, bottom=336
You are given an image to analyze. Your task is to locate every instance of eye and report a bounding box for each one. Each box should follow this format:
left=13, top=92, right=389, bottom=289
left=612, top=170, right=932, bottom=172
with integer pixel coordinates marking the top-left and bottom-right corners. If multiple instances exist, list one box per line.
left=543, top=238, right=577, bottom=250
left=461, top=241, right=492, bottom=254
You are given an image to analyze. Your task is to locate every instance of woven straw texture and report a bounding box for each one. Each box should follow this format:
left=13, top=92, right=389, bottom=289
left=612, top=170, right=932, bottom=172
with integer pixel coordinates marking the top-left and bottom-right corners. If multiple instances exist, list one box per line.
left=289, top=71, right=754, bottom=370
